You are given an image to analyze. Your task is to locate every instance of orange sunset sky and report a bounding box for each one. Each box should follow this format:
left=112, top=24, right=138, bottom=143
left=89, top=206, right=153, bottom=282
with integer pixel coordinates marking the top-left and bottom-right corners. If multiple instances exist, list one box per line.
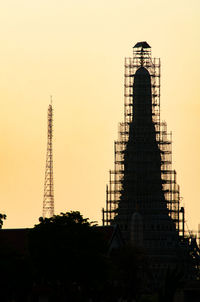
left=0, top=0, right=200, bottom=232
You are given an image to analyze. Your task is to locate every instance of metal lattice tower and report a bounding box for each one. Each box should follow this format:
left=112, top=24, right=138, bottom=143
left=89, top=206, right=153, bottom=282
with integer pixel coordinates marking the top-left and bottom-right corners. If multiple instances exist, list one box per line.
left=43, top=101, right=54, bottom=218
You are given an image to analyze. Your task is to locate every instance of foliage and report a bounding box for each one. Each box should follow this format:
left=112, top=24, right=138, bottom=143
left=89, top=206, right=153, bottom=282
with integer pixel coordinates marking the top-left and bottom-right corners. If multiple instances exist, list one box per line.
left=0, top=213, right=6, bottom=228
left=38, top=211, right=91, bottom=226
left=29, top=211, right=107, bottom=284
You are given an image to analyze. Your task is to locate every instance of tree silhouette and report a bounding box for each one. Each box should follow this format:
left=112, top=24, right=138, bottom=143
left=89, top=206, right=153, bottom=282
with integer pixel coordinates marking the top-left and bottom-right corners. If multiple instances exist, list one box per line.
left=29, top=211, right=107, bottom=285
left=0, top=213, right=6, bottom=229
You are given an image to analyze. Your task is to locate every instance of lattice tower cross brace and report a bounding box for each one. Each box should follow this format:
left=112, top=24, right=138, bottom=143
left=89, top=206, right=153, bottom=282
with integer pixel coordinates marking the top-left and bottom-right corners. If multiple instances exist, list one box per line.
left=43, top=102, right=54, bottom=218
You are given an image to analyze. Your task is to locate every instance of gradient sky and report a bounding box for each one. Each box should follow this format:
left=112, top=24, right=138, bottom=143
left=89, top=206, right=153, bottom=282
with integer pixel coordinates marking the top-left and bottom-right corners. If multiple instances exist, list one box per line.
left=0, top=0, right=200, bottom=233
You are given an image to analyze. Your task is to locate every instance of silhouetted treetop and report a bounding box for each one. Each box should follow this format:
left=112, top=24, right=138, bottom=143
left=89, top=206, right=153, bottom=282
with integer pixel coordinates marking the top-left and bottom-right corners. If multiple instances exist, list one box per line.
left=29, top=211, right=107, bottom=283
left=38, top=211, right=90, bottom=227
left=0, top=214, right=6, bottom=229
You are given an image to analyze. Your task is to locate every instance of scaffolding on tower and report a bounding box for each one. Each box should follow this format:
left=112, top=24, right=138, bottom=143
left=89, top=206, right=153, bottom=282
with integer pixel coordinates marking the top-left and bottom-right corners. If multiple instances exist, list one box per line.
left=102, top=42, right=184, bottom=237
left=43, top=101, right=54, bottom=218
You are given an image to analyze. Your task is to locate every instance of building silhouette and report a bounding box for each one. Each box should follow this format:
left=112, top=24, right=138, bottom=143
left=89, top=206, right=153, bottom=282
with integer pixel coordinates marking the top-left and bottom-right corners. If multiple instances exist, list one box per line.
left=102, top=42, right=200, bottom=284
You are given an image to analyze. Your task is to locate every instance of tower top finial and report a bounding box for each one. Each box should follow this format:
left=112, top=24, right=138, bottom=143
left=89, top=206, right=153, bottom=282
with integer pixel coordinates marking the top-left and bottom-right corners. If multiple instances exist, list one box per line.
left=132, top=41, right=152, bottom=67
left=133, top=41, right=151, bottom=49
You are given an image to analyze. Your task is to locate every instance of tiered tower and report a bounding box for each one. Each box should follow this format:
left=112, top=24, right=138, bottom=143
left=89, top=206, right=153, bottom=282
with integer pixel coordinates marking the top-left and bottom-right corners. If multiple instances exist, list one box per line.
left=103, top=42, right=182, bottom=237
left=102, top=42, right=190, bottom=281
left=43, top=101, right=54, bottom=218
